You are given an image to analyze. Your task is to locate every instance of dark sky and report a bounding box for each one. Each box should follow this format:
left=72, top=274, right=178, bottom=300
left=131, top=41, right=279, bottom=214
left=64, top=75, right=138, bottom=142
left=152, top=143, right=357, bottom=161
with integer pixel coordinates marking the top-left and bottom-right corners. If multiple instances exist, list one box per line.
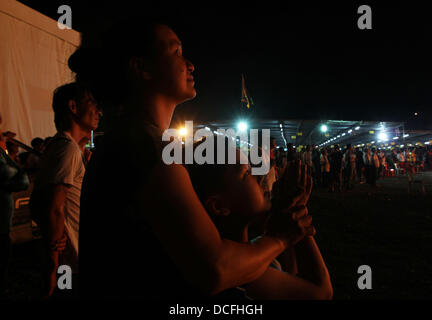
left=19, top=1, right=432, bottom=128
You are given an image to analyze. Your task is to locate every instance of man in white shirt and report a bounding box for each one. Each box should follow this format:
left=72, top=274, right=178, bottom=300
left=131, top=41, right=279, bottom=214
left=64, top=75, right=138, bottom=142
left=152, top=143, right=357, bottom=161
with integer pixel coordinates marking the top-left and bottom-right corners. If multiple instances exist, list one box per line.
left=30, top=82, right=101, bottom=297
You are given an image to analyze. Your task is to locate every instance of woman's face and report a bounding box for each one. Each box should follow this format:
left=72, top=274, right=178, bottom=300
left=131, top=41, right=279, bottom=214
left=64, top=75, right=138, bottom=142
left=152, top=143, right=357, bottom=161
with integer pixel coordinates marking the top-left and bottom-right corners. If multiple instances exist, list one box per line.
left=221, top=150, right=271, bottom=218
left=150, top=25, right=196, bottom=104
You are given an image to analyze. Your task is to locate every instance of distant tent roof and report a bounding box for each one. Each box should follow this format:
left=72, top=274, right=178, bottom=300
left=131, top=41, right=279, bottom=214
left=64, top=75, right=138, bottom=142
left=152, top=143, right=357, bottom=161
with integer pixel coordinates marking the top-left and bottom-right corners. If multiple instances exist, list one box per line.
left=195, top=119, right=432, bottom=148
left=0, top=0, right=80, bottom=145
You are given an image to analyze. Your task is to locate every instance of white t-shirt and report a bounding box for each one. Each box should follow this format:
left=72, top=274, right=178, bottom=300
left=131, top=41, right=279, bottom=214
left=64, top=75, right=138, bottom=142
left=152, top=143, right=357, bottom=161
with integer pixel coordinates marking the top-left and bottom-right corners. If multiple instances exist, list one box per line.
left=34, top=131, right=84, bottom=272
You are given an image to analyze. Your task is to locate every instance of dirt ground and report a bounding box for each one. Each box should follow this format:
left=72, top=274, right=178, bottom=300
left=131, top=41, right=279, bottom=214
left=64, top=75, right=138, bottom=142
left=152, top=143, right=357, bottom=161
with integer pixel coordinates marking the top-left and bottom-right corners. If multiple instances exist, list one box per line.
left=2, top=170, right=432, bottom=300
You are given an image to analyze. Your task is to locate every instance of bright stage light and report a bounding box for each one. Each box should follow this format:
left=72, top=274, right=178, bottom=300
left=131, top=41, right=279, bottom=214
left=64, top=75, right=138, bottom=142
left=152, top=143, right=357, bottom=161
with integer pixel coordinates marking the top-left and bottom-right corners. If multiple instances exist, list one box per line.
left=320, top=124, right=328, bottom=133
left=355, top=126, right=360, bottom=130
left=237, top=121, right=247, bottom=132
left=348, top=129, right=353, bottom=133
left=403, top=134, right=409, bottom=138
left=179, top=127, right=187, bottom=136
left=378, top=132, right=388, bottom=141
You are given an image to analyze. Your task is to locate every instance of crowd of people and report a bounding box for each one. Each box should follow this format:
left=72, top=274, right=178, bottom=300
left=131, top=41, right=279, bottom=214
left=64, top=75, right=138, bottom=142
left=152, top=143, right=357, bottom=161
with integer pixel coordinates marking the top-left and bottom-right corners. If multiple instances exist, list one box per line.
left=1, top=18, right=431, bottom=301
left=270, top=143, right=432, bottom=192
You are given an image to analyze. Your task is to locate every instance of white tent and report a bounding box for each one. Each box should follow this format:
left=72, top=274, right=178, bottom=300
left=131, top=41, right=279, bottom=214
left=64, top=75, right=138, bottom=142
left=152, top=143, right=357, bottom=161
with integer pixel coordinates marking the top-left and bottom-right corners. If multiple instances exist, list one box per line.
left=0, top=0, right=80, bottom=146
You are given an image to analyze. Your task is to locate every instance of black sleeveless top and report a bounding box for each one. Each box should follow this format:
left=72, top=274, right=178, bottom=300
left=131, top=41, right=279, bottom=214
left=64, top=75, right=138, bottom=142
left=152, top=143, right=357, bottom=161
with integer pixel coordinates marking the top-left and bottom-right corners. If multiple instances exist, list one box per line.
left=79, top=117, right=247, bottom=300
left=79, top=117, right=188, bottom=298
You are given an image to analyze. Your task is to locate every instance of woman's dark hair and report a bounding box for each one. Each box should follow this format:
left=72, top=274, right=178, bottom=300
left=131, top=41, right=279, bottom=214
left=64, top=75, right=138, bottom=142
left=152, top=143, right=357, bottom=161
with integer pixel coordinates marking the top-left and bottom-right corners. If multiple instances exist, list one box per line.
left=52, top=82, right=89, bottom=132
left=31, top=137, right=44, bottom=148
left=185, top=136, right=234, bottom=202
left=68, top=19, right=165, bottom=126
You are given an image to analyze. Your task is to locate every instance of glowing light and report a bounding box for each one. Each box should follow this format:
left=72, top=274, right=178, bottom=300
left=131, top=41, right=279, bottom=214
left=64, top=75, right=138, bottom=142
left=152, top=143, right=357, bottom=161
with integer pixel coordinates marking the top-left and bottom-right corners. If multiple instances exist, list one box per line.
left=403, top=134, right=409, bottom=138
left=378, top=132, right=388, bottom=141
left=393, top=137, right=399, bottom=140
left=179, top=127, right=187, bottom=136
left=237, top=121, right=247, bottom=132
left=342, top=133, right=346, bottom=136
left=320, top=124, right=328, bottom=132
left=348, top=129, right=353, bottom=133
left=355, top=126, right=360, bottom=130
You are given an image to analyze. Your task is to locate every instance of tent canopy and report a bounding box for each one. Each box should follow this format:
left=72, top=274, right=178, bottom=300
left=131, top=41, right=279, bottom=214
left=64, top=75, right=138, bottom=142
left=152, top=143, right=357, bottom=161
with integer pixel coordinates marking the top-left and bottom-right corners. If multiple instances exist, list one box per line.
left=195, top=119, right=432, bottom=149
left=0, top=0, right=80, bottom=145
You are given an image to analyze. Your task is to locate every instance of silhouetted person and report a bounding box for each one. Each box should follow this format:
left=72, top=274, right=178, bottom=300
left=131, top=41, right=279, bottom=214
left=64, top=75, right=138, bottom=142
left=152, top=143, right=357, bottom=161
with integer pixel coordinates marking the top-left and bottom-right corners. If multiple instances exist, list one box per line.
left=0, top=114, right=29, bottom=296
left=73, top=19, right=312, bottom=299
left=329, top=145, right=343, bottom=192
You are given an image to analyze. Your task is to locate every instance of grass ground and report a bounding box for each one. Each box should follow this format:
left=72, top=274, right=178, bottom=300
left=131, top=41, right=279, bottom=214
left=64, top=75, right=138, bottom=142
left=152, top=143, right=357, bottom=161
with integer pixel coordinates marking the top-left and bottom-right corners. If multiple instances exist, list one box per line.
left=3, top=171, right=432, bottom=300
left=309, top=171, right=432, bottom=299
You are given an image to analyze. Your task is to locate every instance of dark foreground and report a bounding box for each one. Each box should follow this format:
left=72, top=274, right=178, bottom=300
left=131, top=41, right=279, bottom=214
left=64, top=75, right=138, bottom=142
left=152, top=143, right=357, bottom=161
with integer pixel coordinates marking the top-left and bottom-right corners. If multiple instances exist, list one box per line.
left=3, top=171, right=432, bottom=300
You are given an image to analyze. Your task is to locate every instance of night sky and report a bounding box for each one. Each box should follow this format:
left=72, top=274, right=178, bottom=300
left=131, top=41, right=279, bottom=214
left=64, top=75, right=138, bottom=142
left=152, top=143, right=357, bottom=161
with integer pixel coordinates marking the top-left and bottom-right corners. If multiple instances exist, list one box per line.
left=19, top=1, right=432, bottom=128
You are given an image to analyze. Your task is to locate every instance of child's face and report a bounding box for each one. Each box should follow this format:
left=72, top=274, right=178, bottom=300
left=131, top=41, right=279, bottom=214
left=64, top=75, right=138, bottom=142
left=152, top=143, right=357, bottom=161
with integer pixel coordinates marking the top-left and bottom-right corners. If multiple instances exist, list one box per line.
left=220, top=150, right=271, bottom=218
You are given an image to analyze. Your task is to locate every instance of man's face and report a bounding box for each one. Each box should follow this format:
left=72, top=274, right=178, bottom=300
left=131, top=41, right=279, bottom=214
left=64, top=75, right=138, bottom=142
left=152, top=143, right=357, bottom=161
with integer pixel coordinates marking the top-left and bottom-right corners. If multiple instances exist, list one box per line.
left=150, top=25, right=196, bottom=104
left=76, top=92, right=101, bottom=132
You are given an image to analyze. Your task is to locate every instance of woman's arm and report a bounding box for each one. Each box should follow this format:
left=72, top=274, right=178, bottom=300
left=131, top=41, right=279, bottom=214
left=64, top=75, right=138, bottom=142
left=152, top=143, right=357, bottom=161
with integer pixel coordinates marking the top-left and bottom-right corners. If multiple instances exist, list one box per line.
left=243, top=236, right=332, bottom=300
left=139, top=163, right=294, bottom=295
left=276, top=246, right=298, bottom=275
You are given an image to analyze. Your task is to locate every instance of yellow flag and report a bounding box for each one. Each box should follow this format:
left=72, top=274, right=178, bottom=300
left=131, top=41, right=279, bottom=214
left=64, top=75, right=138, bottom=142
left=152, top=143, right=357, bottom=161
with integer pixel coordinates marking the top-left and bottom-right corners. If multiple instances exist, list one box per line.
left=241, top=74, right=253, bottom=109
